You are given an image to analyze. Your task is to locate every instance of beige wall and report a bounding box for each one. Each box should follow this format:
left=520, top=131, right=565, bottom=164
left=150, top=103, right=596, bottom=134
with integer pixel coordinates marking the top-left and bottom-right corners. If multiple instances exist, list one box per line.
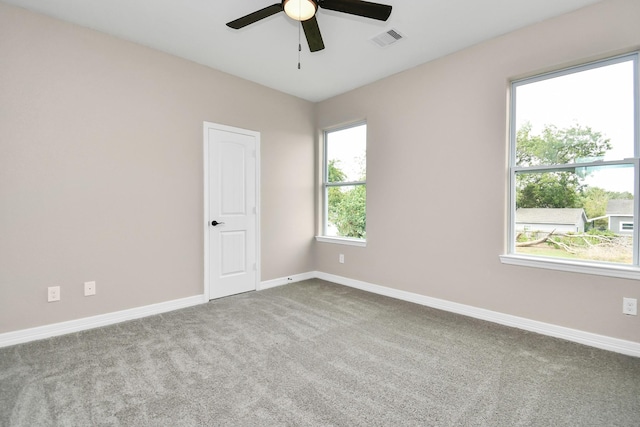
left=0, top=3, right=315, bottom=333
left=314, top=0, right=640, bottom=343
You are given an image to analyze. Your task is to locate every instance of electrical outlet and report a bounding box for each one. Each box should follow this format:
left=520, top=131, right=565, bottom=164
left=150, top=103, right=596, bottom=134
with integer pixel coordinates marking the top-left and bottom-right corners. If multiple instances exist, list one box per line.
left=84, top=281, right=96, bottom=296
left=339, top=254, right=345, bottom=264
left=48, top=286, right=60, bottom=302
left=623, top=297, right=637, bottom=315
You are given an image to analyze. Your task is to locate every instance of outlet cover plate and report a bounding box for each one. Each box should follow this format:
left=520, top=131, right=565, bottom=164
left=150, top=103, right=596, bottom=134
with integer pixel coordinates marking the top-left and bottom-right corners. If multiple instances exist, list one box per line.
left=48, top=286, right=60, bottom=302
left=84, top=281, right=96, bottom=296
left=623, top=297, right=637, bottom=315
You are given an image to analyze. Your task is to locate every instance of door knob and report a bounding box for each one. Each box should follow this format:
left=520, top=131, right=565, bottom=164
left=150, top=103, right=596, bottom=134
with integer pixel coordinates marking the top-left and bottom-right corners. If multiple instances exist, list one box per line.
left=211, top=220, right=225, bottom=226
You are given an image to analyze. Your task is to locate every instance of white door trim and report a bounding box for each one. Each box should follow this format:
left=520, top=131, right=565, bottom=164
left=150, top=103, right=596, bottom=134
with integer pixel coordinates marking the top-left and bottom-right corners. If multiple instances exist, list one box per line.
left=203, top=121, right=261, bottom=300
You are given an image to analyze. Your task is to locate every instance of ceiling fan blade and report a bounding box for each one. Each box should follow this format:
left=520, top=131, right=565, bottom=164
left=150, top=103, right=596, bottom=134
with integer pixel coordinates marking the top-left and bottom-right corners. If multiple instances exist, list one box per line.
left=226, top=3, right=283, bottom=29
left=319, top=0, right=392, bottom=21
left=301, top=16, right=325, bottom=52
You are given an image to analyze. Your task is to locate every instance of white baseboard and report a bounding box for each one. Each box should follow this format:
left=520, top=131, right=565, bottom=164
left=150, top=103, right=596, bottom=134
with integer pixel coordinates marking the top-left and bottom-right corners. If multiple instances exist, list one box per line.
left=259, top=271, right=317, bottom=290
left=3, top=272, right=639, bottom=357
left=314, top=271, right=640, bottom=358
left=0, top=294, right=206, bottom=348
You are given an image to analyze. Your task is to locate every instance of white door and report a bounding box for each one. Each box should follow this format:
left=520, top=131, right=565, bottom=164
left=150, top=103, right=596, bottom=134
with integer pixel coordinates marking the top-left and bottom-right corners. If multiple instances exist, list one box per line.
left=204, top=123, right=259, bottom=300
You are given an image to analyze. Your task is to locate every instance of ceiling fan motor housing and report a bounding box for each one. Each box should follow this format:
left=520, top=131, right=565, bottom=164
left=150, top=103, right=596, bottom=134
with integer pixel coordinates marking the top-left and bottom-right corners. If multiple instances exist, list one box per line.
left=283, top=0, right=318, bottom=22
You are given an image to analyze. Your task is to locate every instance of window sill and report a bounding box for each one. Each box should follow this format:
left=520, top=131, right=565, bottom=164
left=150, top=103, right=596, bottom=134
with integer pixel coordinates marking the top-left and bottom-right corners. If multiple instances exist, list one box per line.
left=315, top=236, right=367, bottom=247
left=499, top=254, right=640, bottom=280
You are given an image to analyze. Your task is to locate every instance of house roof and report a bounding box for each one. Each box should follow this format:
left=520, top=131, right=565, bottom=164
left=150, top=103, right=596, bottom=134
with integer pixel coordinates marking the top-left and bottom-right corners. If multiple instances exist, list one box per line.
left=606, top=199, right=634, bottom=215
left=515, top=208, right=587, bottom=225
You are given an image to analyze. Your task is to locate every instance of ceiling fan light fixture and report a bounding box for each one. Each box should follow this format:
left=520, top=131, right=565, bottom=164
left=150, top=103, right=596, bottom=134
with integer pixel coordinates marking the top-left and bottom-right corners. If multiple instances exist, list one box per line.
left=283, top=0, right=317, bottom=21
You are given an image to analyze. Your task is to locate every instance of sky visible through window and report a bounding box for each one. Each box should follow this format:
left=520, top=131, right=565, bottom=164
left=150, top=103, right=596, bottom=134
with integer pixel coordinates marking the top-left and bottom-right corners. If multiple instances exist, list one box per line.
left=326, top=124, right=366, bottom=182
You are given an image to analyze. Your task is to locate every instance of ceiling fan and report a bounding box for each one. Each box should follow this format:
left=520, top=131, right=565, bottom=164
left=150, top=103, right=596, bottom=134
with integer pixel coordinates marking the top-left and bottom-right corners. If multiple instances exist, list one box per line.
left=226, top=0, right=393, bottom=52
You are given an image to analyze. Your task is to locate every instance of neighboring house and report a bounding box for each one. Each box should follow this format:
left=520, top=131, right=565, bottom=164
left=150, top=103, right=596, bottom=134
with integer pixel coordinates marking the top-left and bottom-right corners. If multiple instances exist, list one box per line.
left=607, top=199, right=634, bottom=235
left=515, top=208, right=587, bottom=234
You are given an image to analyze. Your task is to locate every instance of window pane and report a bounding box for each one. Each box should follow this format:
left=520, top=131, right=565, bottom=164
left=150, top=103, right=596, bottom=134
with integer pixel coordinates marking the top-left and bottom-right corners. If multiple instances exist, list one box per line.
left=514, top=164, right=634, bottom=264
left=326, top=124, right=366, bottom=183
left=515, top=59, right=635, bottom=166
left=327, top=185, right=366, bottom=239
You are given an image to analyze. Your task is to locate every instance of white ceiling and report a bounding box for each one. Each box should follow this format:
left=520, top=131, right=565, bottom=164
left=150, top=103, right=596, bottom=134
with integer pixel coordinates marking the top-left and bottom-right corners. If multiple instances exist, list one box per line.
left=3, top=0, right=602, bottom=102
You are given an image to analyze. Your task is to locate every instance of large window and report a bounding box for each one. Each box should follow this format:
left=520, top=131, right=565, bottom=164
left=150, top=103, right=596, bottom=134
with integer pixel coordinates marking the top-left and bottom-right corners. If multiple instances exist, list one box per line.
left=505, top=53, right=639, bottom=276
left=321, top=122, right=367, bottom=243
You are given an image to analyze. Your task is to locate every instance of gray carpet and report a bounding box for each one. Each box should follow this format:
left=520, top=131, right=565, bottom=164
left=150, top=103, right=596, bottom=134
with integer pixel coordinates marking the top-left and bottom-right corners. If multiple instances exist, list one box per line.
left=1, top=279, right=639, bottom=426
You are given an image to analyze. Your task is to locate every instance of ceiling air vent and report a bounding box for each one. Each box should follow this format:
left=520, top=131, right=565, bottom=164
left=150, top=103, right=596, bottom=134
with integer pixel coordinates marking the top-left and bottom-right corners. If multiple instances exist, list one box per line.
left=371, top=29, right=405, bottom=47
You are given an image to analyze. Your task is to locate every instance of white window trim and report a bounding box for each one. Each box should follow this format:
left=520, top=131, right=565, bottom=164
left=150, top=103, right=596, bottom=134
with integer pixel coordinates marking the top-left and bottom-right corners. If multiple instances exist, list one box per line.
left=315, top=236, right=367, bottom=247
left=499, top=254, right=640, bottom=281
left=503, top=52, right=640, bottom=277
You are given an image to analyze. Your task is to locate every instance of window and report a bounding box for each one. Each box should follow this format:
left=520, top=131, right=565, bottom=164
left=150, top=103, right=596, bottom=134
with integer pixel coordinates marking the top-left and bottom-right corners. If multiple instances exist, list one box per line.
left=504, top=53, right=639, bottom=276
left=621, top=222, right=634, bottom=232
left=320, top=122, right=366, bottom=244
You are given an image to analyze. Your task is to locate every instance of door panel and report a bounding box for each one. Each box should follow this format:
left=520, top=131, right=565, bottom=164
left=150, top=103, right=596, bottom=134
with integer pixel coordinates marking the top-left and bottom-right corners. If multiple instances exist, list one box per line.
left=220, top=143, right=247, bottom=215
left=220, top=231, right=246, bottom=276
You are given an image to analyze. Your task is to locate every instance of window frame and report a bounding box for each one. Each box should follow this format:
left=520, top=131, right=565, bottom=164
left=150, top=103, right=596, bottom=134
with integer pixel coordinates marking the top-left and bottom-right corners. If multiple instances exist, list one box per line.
left=316, top=121, right=367, bottom=247
left=621, top=222, right=634, bottom=232
left=500, top=52, right=640, bottom=279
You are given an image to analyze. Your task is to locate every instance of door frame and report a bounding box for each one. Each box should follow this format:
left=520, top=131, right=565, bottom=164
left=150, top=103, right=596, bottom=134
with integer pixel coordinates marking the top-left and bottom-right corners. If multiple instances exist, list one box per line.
left=203, top=121, right=261, bottom=300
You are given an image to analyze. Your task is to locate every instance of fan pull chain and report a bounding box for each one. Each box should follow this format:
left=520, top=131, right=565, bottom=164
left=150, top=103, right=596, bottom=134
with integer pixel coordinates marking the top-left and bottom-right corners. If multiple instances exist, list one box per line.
left=298, top=21, right=302, bottom=69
